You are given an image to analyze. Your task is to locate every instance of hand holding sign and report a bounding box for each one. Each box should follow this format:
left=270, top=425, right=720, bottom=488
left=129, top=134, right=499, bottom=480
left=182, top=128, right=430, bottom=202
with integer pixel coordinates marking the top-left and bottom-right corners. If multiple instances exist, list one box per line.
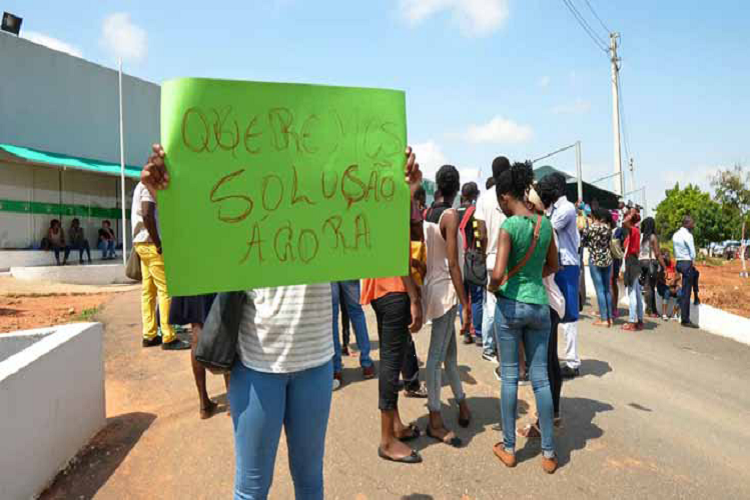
left=155, top=78, right=411, bottom=296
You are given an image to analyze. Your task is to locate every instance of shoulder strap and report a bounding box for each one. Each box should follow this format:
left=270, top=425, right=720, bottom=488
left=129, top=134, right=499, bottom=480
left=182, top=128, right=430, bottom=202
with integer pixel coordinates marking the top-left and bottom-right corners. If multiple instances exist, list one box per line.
left=500, top=216, right=543, bottom=286
left=458, top=205, right=476, bottom=250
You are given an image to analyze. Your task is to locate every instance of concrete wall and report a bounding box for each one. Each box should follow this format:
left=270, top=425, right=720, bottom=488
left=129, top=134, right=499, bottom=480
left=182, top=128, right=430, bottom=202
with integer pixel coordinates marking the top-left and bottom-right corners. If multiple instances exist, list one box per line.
left=0, top=32, right=160, bottom=167
left=11, top=262, right=134, bottom=285
left=0, top=323, right=106, bottom=500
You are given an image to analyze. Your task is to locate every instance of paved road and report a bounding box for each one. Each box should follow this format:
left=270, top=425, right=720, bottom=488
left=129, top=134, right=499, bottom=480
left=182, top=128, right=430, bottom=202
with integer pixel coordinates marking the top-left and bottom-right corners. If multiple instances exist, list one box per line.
left=41, top=291, right=750, bottom=499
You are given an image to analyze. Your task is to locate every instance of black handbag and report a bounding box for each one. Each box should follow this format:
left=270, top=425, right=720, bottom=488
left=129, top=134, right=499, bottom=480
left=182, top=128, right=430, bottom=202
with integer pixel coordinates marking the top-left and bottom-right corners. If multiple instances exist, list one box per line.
left=464, top=249, right=488, bottom=287
left=195, top=291, right=246, bottom=374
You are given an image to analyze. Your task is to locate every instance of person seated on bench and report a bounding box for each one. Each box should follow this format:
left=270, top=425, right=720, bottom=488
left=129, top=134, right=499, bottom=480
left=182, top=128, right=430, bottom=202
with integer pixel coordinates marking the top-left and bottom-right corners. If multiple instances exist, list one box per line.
left=69, top=218, right=92, bottom=264
left=45, top=219, right=70, bottom=266
left=97, top=220, right=117, bottom=260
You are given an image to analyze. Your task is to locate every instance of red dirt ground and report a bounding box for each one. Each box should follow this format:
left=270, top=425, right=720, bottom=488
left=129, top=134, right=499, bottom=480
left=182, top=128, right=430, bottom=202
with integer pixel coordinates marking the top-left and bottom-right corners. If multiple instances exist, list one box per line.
left=695, top=259, right=750, bottom=318
left=0, top=293, right=113, bottom=333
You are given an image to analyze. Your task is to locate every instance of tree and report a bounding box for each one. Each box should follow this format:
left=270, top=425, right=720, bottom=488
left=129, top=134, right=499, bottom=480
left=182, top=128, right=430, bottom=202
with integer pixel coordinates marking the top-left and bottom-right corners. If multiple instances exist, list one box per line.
left=711, top=163, right=750, bottom=238
left=654, top=183, right=733, bottom=247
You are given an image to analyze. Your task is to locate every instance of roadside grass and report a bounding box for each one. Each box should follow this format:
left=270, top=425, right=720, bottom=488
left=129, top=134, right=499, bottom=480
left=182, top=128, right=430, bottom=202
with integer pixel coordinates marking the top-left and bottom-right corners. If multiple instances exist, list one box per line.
left=77, top=306, right=101, bottom=322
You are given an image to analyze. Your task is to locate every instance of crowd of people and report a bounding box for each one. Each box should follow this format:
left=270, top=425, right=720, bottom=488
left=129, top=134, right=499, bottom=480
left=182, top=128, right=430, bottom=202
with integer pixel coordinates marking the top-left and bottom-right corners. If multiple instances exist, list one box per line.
left=132, top=143, right=705, bottom=499
left=41, top=218, right=119, bottom=265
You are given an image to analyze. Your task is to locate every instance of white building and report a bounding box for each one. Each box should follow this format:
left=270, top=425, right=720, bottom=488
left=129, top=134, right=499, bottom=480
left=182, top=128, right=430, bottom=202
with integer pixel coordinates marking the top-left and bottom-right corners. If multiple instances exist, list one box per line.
left=0, top=31, right=159, bottom=254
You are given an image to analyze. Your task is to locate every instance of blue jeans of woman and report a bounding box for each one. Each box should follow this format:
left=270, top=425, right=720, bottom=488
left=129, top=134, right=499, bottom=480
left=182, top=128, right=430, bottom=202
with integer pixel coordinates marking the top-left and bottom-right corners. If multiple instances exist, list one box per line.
left=229, top=360, right=333, bottom=500
left=589, top=264, right=613, bottom=321
left=98, top=239, right=115, bottom=259
left=426, top=305, right=466, bottom=412
left=331, top=281, right=372, bottom=373
left=495, top=296, right=555, bottom=456
left=628, top=277, right=644, bottom=323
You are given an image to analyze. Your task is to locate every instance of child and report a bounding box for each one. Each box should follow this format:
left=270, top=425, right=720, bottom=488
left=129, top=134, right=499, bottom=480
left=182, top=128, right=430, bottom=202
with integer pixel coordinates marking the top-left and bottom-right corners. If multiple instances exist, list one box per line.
left=658, top=250, right=680, bottom=320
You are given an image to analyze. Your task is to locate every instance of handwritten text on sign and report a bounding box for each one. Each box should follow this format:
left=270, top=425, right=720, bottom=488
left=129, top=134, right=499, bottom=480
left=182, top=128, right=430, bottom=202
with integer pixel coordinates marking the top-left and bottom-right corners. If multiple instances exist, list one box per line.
left=158, top=79, right=409, bottom=296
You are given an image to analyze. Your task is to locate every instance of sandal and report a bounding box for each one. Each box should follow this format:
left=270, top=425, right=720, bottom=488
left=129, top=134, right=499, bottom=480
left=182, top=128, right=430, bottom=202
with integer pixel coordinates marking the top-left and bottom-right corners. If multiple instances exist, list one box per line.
left=517, top=422, right=541, bottom=438
left=592, top=320, right=610, bottom=327
left=396, top=424, right=421, bottom=442
left=378, top=447, right=423, bottom=464
left=622, top=322, right=638, bottom=331
left=426, top=427, right=462, bottom=448
left=200, top=400, right=218, bottom=420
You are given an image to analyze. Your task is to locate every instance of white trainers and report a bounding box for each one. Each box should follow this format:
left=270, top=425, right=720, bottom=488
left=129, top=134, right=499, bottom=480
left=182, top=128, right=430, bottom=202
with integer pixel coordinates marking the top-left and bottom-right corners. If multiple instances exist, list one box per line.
left=333, top=379, right=341, bottom=391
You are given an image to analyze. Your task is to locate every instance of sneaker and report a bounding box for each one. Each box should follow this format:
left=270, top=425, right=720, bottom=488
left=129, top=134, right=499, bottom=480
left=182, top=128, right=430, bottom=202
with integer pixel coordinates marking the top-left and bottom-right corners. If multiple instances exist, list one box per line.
left=482, top=351, right=499, bottom=364
left=142, top=336, right=162, bottom=348
left=662, top=315, right=669, bottom=321
left=161, top=339, right=190, bottom=350
left=494, top=367, right=502, bottom=381
left=560, top=366, right=580, bottom=379
left=694, top=298, right=701, bottom=306
left=681, top=322, right=699, bottom=329
left=474, top=336, right=483, bottom=346
left=332, top=378, right=342, bottom=391
left=362, top=365, right=376, bottom=379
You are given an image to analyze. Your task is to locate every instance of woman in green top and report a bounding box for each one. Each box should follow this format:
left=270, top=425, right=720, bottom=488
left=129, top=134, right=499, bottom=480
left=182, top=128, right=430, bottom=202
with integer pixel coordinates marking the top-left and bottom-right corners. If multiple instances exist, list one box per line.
left=487, top=161, right=560, bottom=474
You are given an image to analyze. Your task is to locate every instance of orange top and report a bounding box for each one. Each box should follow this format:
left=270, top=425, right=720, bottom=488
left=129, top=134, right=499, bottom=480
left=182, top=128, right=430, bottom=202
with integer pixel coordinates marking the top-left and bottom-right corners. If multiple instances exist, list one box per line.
left=360, top=277, right=407, bottom=305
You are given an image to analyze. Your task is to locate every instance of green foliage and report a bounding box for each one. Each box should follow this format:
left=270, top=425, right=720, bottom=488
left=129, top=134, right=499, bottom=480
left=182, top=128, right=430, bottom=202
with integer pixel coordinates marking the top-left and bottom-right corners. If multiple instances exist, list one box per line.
left=711, top=163, right=750, bottom=237
left=76, top=307, right=100, bottom=322
left=654, top=183, right=735, bottom=247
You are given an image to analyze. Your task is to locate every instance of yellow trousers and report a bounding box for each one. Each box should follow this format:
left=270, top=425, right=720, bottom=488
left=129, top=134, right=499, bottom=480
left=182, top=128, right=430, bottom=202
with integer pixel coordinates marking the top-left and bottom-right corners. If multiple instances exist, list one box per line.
left=135, top=243, right=175, bottom=343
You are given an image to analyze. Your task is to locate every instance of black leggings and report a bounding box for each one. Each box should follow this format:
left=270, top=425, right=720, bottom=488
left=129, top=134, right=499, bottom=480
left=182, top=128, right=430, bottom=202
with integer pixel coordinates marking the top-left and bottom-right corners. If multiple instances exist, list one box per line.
left=548, top=309, right=563, bottom=417
left=372, top=292, right=412, bottom=411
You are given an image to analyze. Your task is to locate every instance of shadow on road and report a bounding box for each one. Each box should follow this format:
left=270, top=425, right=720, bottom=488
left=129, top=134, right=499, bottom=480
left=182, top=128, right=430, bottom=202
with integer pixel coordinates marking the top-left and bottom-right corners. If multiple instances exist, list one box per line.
left=516, top=396, right=614, bottom=468
left=408, top=396, right=530, bottom=451
left=39, top=411, right=157, bottom=500
left=579, top=359, right=613, bottom=378
left=401, top=494, right=434, bottom=500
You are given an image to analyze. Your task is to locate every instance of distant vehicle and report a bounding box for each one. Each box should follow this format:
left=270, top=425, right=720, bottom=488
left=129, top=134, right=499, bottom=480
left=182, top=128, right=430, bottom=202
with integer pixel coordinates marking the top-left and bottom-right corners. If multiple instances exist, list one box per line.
left=724, top=240, right=741, bottom=260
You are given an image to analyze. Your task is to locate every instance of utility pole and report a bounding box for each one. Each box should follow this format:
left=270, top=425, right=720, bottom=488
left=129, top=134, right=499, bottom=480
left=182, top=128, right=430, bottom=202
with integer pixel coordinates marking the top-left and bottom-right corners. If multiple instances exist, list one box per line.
left=610, top=33, right=624, bottom=197
left=628, top=157, right=635, bottom=199
left=575, top=141, right=583, bottom=202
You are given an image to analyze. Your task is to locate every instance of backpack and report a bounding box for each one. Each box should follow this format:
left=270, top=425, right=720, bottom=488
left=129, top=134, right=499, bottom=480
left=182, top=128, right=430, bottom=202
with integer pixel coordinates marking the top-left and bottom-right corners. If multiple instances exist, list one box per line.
left=610, top=227, right=625, bottom=260
left=458, top=205, right=488, bottom=287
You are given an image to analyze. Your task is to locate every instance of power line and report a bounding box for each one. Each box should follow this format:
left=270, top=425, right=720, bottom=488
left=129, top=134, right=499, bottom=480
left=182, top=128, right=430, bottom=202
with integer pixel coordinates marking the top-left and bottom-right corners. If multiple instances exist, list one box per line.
left=531, top=142, right=577, bottom=164
left=560, top=0, right=608, bottom=53
left=583, top=0, right=611, bottom=34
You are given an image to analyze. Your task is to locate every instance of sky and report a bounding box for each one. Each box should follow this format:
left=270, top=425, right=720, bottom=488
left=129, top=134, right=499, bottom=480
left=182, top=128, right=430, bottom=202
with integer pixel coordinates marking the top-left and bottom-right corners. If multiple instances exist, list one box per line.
left=5, top=0, right=749, bottom=210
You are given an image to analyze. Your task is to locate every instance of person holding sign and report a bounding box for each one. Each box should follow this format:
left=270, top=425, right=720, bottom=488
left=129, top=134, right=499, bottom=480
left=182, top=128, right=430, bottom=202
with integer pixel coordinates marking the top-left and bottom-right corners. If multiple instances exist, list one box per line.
left=141, top=143, right=421, bottom=499
left=422, top=165, right=472, bottom=447
left=487, top=161, right=560, bottom=474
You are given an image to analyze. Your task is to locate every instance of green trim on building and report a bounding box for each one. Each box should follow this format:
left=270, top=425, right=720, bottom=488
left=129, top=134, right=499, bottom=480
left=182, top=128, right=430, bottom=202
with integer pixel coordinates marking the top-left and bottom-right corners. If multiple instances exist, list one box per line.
left=0, top=143, right=142, bottom=179
left=0, top=198, right=130, bottom=220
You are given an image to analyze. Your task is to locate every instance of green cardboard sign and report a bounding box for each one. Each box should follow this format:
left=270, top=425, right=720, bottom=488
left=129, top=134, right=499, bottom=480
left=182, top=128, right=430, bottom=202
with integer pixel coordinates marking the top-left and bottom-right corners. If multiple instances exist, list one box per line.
left=159, top=78, right=409, bottom=296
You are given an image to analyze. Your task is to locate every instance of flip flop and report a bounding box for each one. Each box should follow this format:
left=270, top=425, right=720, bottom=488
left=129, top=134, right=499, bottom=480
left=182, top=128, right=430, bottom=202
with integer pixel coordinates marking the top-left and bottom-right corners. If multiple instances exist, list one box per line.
left=426, top=427, right=462, bottom=448
left=397, top=424, right=421, bottom=442
left=378, top=447, right=423, bottom=464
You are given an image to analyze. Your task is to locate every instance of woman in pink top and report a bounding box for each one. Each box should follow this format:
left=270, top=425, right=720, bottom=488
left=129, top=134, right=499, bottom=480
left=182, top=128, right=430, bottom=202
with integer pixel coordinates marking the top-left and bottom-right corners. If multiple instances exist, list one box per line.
left=422, top=165, right=472, bottom=447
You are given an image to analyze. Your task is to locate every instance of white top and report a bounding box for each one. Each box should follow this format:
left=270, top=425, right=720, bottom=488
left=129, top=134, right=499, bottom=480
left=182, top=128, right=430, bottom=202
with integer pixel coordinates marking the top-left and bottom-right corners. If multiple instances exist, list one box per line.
left=423, top=210, right=464, bottom=321
left=238, top=284, right=334, bottom=373
left=475, top=190, right=506, bottom=269
left=672, top=227, right=696, bottom=261
left=639, top=237, right=653, bottom=261
left=131, top=182, right=159, bottom=244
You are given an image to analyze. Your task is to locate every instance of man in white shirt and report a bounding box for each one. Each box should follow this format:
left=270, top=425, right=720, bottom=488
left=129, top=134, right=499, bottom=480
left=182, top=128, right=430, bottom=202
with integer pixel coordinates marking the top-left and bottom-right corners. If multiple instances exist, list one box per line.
left=132, top=182, right=190, bottom=350
left=476, top=156, right=509, bottom=363
left=672, top=215, right=699, bottom=328
left=540, top=173, right=582, bottom=379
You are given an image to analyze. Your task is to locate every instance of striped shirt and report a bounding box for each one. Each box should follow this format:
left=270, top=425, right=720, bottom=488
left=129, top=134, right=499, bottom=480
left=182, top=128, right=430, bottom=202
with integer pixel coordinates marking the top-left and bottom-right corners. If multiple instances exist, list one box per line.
left=238, top=284, right=334, bottom=373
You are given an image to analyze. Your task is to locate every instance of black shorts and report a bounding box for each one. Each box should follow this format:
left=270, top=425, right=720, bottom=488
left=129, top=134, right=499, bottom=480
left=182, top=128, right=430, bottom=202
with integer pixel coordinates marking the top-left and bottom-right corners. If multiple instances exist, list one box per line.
left=168, top=294, right=217, bottom=325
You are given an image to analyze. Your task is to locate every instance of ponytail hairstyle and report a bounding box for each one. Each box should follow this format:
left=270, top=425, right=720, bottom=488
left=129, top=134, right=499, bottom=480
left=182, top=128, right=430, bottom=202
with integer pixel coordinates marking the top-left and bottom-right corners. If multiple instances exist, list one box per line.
left=496, top=161, right=534, bottom=201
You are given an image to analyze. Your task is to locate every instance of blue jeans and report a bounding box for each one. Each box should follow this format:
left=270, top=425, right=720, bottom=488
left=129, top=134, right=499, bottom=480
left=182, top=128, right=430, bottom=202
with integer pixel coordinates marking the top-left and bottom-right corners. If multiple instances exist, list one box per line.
left=676, top=261, right=695, bottom=323
left=589, top=265, right=613, bottom=321
left=98, top=239, right=115, bottom=259
left=495, top=297, right=555, bottom=455
left=465, top=283, right=484, bottom=338
left=331, top=281, right=372, bottom=373
left=229, top=360, right=333, bottom=500
left=482, top=286, right=497, bottom=357
left=628, top=277, right=644, bottom=323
